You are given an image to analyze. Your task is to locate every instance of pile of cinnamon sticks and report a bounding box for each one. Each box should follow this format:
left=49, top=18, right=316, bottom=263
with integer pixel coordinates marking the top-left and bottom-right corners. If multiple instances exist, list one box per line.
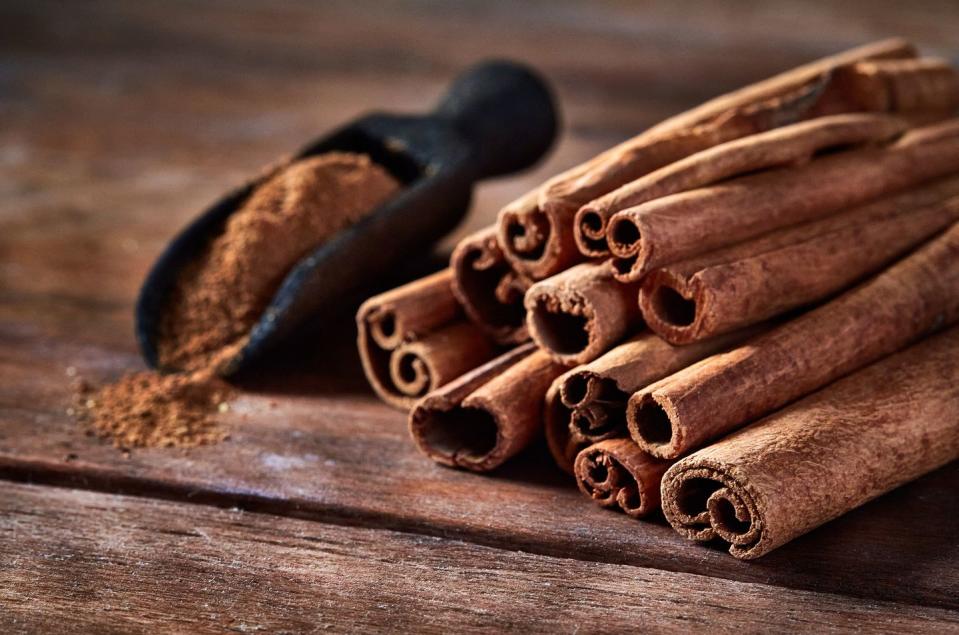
left=357, top=39, right=959, bottom=559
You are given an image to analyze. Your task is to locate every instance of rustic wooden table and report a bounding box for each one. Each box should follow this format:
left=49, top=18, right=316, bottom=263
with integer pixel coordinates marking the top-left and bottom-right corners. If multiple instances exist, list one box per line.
left=3, top=1, right=959, bottom=632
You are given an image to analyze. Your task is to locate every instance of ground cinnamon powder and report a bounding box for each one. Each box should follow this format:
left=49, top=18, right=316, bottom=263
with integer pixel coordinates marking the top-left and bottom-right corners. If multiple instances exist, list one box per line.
left=75, top=371, right=231, bottom=449
left=76, top=152, right=399, bottom=448
left=158, top=151, right=400, bottom=372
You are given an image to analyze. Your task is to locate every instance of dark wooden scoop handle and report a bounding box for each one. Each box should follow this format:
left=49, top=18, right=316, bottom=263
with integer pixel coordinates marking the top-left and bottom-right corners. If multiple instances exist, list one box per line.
left=433, top=60, right=557, bottom=179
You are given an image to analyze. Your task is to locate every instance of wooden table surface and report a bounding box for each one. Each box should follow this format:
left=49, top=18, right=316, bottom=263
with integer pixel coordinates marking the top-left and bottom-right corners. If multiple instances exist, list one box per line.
left=3, top=1, right=959, bottom=632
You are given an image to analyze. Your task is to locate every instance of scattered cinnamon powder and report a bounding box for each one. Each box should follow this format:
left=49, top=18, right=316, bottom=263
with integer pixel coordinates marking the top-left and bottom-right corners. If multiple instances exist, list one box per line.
left=75, top=151, right=400, bottom=449
left=74, top=371, right=231, bottom=449
left=158, top=151, right=400, bottom=372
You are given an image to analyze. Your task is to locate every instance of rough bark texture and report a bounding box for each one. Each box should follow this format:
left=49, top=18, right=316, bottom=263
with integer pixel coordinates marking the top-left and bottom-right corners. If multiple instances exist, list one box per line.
left=409, top=347, right=566, bottom=472
left=628, top=222, right=959, bottom=459
left=579, top=57, right=959, bottom=259
left=640, top=178, right=959, bottom=343
left=450, top=225, right=531, bottom=345
left=545, top=329, right=760, bottom=473
left=608, top=118, right=959, bottom=281
left=576, top=113, right=906, bottom=259
left=525, top=262, right=641, bottom=366
left=574, top=438, right=675, bottom=518
left=661, top=326, right=959, bottom=560
left=496, top=38, right=923, bottom=279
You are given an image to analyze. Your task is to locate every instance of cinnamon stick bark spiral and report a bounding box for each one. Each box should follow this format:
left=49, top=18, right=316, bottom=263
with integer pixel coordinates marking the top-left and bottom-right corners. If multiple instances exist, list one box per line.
left=450, top=226, right=531, bottom=345
left=409, top=346, right=567, bottom=472
left=607, top=118, right=959, bottom=281
left=661, top=326, right=959, bottom=560
left=498, top=38, right=918, bottom=278
left=628, top=222, right=959, bottom=460
left=639, top=179, right=959, bottom=344
left=576, top=113, right=906, bottom=259
left=544, top=329, right=760, bottom=473
left=388, top=322, right=496, bottom=399
left=524, top=262, right=641, bottom=365
left=574, top=439, right=674, bottom=518
left=357, top=269, right=496, bottom=409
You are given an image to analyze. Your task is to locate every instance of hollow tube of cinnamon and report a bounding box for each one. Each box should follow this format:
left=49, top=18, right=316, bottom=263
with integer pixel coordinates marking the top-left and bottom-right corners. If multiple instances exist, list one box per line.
left=358, top=269, right=460, bottom=350
left=544, top=328, right=761, bottom=473
left=388, top=321, right=497, bottom=401
left=450, top=225, right=531, bottom=345
left=608, top=118, right=959, bottom=281
left=575, top=439, right=674, bottom=518
left=660, top=325, right=959, bottom=560
left=627, top=222, right=959, bottom=460
left=524, top=262, right=641, bottom=365
left=575, top=113, right=907, bottom=258
left=357, top=269, right=495, bottom=409
left=409, top=347, right=567, bottom=472
left=640, top=179, right=959, bottom=344
left=497, top=38, right=918, bottom=279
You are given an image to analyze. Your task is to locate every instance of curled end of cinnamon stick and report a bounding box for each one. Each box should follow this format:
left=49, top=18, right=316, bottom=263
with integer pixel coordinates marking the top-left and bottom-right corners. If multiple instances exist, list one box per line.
left=497, top=191, right=581, bottom=280
left=574, top=439, right=672, bottom=518
left=410, top=402, right=502, bottom=471
left=356, top=301, right=411, bottom=410
left=627, top=391, right=684, bottom=459
left=607, top=211, right=648, bottom=282
left=639, top=270, right=707, bottom=344
left=573, top=204, right=613, bottom=258
left=365, top=306, right=402, bottom=349
left=356, top=272, right=494, bottom=410
left=525, top=263, right=641, bottom=365
left=409, top=345, right=560, bottom=473
left=389, top=343, right=438, bottom=398
left=450, top=227, right=530, bottom=345
left=560, top=370, right=606, bottom=409
left=661, top=461, right=766, bottom=559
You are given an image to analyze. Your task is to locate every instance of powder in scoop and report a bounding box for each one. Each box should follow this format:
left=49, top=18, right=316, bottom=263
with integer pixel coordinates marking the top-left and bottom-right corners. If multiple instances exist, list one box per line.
left=157, top=151, right=400, bottom=372
left=77, top=152, right=399, bottom=449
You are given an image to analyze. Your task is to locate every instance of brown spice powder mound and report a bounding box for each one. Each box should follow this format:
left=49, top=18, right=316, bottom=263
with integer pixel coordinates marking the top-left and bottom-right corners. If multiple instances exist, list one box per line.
left=157, top=151, right=400, bottom=372
left=77, top=151, right=399, bottom=449
left=75, top=371, right=232, bottom=449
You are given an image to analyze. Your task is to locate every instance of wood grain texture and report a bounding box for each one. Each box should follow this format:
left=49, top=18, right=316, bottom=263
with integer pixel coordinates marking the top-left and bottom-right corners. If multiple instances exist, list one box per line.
left=2, top=0, right=959, bottom=628
left=3, top=323, right=959, bottom=611
left=4, top=481, right=959, bottom=634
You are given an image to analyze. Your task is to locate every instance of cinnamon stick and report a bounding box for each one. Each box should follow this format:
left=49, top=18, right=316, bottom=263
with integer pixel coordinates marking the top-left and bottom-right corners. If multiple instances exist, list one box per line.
left=627, top=222, right=959, bottom=459
left=357, top=269, right=495, bottom=409
left=828, top=57, right=959, bottom=114
left=497, top=38, right=921, bottom=279
left=409, top=347, right=567, bottom=472
left=576, top=113, right=906, bottom=259
left=545, top=329, right=759, bottom=473
left=574, top=439, right=674, bottom=518
left=639, top=179, right=959, bottom=344
left=660, top=326, right=959, bottom=560
left=388, top=322, right=496, bottom=400
left=607, top=118, right=959, bottom=281
left=524, top=262, right=641, bottom=365
left=450, top=226, right=531, bottom=345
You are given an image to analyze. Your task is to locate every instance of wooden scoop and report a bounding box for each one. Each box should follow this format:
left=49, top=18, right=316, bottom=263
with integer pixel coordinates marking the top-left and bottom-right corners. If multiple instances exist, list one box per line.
left=135, top=60, right=558, bottom=375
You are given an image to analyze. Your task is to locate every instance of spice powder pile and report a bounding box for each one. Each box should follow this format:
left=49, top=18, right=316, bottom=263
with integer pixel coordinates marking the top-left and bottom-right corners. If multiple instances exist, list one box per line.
left=76, top=152, right=400, bottom=448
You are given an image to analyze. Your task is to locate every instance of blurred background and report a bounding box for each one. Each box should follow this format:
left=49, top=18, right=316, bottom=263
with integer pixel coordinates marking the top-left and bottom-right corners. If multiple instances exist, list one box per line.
left=2, top=0, right=957, bottom=354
